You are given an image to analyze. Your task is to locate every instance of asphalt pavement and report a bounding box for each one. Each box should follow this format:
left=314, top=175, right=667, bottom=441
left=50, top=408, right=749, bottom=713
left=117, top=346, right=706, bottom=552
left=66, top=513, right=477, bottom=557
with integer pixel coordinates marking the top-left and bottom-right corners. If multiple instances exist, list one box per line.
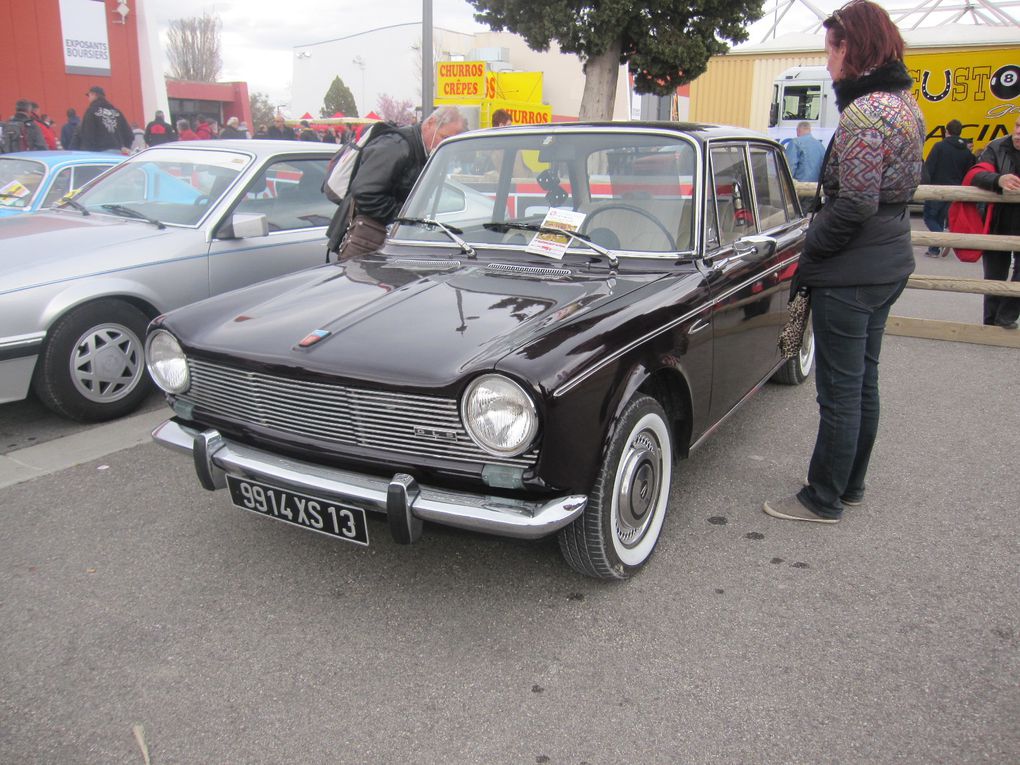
left=0, top=243, right=1017, bottom=764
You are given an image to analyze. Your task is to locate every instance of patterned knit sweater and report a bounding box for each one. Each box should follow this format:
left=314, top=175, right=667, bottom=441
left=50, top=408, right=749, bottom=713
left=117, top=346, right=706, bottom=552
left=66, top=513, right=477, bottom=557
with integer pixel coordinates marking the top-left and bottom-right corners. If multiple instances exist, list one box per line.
left=800, top=61, right=925, bottom=287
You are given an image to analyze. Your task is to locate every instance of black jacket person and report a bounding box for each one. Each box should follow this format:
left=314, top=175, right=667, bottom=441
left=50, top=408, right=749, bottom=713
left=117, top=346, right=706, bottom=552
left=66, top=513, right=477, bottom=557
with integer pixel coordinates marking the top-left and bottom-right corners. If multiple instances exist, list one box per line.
left=79, top=86, right=133, bottom=152
left=330, top=106, right=468, bottom=260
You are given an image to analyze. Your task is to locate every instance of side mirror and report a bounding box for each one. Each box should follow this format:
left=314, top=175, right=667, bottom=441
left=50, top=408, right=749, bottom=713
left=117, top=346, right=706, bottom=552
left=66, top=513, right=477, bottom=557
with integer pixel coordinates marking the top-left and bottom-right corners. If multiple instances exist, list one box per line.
left=218, top=212, right=268, bottom=240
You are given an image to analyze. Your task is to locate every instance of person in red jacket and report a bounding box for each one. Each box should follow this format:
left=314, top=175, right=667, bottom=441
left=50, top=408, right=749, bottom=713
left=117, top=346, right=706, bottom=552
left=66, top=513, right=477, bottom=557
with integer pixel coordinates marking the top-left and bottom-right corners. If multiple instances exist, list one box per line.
left=194, top=115, right=213, bottom=140
left=176, top=119, right=198, bottom=141
left=29, top=102, right=58, bottom=149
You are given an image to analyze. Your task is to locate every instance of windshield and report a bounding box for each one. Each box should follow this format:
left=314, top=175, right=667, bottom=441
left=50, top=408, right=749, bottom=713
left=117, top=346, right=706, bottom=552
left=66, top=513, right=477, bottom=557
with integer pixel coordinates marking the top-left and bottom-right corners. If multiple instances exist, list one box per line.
left=0, top=158, right=46, bottom=209
left=73, top=147, right=253, bottom=226
left=393, top=131, right=697, bottom=255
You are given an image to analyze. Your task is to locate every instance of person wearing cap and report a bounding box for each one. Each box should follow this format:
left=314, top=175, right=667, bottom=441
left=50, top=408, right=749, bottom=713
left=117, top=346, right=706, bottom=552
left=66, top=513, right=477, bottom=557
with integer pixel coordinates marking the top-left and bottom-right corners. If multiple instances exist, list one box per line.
left=79, top=86, right=133, bottom=153
left=219, top=116, right=246, bottom=139
left=144, top=110, right=177, bottom=146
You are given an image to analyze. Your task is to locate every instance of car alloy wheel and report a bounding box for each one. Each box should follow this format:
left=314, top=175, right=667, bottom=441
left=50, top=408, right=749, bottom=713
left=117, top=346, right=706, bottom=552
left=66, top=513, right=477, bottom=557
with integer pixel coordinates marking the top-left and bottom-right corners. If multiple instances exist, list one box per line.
left=69, top=322, right=144, bottom=403
left=33, top=300, right=153, bottom=422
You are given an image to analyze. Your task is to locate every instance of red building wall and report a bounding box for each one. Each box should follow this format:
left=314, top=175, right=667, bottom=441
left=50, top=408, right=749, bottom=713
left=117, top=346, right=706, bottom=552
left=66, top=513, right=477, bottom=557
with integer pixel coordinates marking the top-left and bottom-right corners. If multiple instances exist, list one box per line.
left=0, top=0, right=144, bottom=127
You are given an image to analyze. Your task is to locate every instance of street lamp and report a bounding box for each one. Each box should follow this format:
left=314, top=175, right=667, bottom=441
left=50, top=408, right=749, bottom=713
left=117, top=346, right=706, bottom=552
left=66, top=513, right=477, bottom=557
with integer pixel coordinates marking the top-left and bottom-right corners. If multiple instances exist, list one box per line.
left=353, top=56, right=366, bottom=114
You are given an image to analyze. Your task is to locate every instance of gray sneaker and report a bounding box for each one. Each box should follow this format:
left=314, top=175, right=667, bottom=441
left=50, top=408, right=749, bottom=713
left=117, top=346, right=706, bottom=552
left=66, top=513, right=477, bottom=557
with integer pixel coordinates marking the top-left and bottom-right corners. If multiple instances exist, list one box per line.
left=763, top=495, right=839, bottom=524
left=841, top=495, right=863, bottom=507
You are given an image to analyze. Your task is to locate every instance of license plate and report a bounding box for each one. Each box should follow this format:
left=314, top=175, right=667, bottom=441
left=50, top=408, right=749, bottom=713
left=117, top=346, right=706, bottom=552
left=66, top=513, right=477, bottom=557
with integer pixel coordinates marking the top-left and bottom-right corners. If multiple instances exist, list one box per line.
left=226, top=475, right=369, bottom=546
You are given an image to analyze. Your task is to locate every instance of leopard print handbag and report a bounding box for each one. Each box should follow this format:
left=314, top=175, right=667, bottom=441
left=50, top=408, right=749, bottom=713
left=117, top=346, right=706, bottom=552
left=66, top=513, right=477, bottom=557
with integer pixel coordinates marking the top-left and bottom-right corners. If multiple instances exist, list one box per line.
left=778, top=286, right=811, bottom=360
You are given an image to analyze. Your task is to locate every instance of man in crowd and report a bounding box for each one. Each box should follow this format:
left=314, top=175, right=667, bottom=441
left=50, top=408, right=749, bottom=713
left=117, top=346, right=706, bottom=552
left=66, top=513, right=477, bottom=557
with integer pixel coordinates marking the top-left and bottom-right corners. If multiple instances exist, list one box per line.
left=328, top=106, right=467, bottom=260
left=219, top=116, right=246, bottom=139
left=2, top=99, right=47, bottom=152
left=784, top=121, right=825, bottom=182
left=144, top=110, right=177, bottom=146
left=299, top=120, right=319, bottom=141
left=267, top=115, right=294, bottom=140
left=923, top=119, right=976, bottom=256
left=970, top=115, right=1020, bottom=329
left=60, top=108, right=79, bottom=149
left=78, top=86, right=133, bottom=153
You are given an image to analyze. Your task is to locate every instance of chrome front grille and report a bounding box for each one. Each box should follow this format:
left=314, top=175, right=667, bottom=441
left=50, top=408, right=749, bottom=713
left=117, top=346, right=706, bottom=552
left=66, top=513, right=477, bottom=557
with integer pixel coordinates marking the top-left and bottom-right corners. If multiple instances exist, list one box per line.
left=178, top=359, right=537, bottom=468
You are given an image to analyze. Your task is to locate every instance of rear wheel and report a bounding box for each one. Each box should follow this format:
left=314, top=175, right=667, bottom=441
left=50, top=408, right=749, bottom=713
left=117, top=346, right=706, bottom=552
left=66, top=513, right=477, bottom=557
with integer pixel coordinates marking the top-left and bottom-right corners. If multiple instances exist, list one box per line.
left=558, top=395, right=673, bottom=580
left=33, top=300, right=152, bottom=422
left=773, top=323, right=814, bottom=385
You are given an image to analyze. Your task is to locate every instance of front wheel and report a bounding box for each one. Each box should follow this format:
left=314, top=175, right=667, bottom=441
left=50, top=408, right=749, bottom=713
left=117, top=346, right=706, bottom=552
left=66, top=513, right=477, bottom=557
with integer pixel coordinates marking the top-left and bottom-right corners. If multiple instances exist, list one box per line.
left=558, top=395, right=674, bottom=580
left=33, top=300, right=152, bottom=422
left=772, top=322, right=814, bottom=385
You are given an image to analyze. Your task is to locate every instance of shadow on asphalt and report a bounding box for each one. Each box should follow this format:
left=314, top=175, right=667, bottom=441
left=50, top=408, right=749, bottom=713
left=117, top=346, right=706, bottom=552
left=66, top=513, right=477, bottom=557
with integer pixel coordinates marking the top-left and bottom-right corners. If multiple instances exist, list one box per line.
left=0, top=390, right=167, bottom=455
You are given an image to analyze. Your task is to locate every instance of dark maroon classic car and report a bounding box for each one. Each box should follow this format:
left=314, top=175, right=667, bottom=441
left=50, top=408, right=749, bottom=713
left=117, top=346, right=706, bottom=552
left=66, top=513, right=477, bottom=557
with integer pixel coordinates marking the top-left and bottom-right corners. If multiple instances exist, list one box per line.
left=146, top=122, right=814, bottom=579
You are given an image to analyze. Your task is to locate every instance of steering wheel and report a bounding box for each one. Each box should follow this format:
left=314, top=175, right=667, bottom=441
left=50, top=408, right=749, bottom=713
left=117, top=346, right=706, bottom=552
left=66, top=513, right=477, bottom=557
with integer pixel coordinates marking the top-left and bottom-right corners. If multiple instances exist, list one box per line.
left=193, top=194, right=210, bottom=206
left=580, top=203, right=676, bottom=251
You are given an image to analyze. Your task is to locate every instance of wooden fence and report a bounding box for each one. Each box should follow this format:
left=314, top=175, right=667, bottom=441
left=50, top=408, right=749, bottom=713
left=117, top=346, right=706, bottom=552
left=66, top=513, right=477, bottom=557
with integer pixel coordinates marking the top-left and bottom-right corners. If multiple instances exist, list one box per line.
left=792, top=181, right=1020, bottom=349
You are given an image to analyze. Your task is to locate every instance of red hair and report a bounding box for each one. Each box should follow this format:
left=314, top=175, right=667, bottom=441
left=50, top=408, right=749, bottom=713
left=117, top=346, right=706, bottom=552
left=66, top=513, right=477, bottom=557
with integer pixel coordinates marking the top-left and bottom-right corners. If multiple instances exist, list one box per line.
left=823, top=0, right=905, bottom=80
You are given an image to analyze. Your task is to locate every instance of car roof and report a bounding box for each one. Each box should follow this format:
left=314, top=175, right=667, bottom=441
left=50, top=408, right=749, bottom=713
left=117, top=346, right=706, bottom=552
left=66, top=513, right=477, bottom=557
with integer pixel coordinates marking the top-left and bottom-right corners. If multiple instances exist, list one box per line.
left=475, top=121, right=776, bottom=146
left=0, top=150, right=124, bottom=167
left=157, top=139, right=337, bottom=156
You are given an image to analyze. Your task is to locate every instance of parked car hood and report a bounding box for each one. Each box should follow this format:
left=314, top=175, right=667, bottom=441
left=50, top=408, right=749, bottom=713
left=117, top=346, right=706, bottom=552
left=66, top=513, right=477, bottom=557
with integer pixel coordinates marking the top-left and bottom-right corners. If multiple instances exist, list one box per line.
left=0, top=211, right=183, bottom=288
left=165, top=251, right=673, bottom=391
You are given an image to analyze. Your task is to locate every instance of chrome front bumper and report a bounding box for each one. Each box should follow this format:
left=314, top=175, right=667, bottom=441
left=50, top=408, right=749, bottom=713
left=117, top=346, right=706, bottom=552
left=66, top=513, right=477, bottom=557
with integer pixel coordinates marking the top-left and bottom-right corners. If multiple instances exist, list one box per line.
left=152, top=419, right=587, bottom=542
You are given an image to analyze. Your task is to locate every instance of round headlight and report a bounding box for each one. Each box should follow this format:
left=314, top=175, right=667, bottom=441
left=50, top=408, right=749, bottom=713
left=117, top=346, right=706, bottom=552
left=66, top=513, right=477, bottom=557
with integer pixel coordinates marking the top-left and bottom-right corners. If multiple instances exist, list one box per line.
left=461, top=374, right=539, bottom=457
left=146, top=330, right=190, bottom=394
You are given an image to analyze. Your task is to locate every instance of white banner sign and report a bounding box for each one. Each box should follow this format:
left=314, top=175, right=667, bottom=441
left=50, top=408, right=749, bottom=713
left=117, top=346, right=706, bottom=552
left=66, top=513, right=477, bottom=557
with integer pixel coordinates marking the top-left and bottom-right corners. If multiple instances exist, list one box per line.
left=60, top=0, right=112, bottom=76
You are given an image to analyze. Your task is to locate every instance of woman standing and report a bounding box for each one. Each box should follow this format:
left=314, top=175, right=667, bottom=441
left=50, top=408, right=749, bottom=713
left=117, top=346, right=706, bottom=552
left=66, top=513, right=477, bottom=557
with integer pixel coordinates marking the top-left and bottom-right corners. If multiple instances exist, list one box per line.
left=764, top=0, right=924, bottom=524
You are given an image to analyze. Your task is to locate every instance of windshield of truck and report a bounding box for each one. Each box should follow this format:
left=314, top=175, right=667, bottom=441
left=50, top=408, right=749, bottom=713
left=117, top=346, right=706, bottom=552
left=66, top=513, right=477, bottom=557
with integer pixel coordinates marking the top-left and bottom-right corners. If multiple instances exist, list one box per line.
left=781, top=84, right=822, bottom=121
left=0, top=157, right=45, bottom=209
left=72, top=147, right=253, bottom=226
left=392, top=130, right=697, bottom=254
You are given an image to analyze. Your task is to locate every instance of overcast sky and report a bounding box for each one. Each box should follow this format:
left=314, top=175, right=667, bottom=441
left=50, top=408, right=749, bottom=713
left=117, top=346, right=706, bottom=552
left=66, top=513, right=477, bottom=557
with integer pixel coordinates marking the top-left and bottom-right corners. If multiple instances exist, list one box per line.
left=143, top=1, right=989, bottom=108
left=146, top=0, right=487, bottom=105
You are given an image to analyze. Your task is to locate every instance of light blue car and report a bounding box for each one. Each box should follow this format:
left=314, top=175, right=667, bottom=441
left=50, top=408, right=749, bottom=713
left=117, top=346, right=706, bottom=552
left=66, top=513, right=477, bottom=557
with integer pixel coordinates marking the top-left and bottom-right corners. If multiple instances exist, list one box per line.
left=0, top=151, right=125, bottom=218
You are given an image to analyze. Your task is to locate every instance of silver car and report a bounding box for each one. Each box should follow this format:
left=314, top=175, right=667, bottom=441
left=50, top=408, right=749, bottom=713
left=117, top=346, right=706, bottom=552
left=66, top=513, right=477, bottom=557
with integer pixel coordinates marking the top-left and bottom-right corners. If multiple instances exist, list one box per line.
left=0, top=139, right=337, bottom=421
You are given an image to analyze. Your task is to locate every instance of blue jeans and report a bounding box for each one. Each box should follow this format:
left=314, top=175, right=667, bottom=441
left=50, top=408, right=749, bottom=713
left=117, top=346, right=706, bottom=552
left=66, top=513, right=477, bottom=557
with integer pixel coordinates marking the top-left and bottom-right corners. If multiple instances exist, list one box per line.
left=922, top=200, right=949, bottom=234
left=797, top=280, right=907, bottom=519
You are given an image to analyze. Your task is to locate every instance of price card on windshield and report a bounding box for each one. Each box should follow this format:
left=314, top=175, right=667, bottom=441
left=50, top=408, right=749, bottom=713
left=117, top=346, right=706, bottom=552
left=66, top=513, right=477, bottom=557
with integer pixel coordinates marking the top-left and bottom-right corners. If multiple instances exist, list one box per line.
left=525, top=208, right=587, bottom=259
left=0, top=180, right=31, bottom=206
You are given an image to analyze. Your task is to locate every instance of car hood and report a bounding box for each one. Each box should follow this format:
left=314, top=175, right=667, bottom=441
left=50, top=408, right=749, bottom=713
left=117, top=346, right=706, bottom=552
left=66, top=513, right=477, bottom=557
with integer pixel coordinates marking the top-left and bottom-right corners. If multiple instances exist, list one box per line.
left=0, top=211, right=183, bottom=288
left=164, top=251, right=669, bottom=391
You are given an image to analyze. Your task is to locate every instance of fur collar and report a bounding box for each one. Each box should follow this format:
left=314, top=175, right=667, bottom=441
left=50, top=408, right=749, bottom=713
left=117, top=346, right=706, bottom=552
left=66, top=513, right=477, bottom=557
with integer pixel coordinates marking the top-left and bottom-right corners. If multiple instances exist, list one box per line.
left=833, top=60, right=914, bottom=112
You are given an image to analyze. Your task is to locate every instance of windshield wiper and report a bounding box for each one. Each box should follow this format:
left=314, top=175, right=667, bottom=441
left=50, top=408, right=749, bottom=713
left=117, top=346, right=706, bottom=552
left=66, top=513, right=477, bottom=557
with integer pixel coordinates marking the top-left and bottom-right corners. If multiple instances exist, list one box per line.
left=56, top=197, right=90, bottom=216
left=483, top=221, right=619, bottom=268
left=100, top=204, right=165, bottom=229
left=394, top=217, right=475, bottom=258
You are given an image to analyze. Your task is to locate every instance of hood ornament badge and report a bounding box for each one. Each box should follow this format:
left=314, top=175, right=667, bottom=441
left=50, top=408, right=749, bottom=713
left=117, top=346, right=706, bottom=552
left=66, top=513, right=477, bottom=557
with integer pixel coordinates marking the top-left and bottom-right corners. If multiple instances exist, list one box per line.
left=297, top=329, right=331, bottom=348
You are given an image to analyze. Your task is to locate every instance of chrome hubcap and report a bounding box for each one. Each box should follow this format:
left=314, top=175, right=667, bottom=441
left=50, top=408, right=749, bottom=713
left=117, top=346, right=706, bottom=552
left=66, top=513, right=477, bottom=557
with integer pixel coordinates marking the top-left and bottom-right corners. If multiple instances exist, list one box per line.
left=798, top=324, right=815, bottom=373
left=70, top=323, right=144, bottom=403
left=615, top=432, right=663, bottom=548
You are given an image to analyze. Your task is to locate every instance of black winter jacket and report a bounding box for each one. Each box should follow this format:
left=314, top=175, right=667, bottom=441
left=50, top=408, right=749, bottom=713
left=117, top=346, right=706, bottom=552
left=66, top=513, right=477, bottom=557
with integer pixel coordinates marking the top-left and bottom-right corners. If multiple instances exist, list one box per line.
left=923, top=135, right=975, bottom=185
left=971, top=135, right=1020, bottom=235
left=3, top=113, right=47, bottom=152
left=79, top=98, right=133, bottom=152
left=349, top=125, right=427, bottom=225
left=799, top=61, right=924, bottom=288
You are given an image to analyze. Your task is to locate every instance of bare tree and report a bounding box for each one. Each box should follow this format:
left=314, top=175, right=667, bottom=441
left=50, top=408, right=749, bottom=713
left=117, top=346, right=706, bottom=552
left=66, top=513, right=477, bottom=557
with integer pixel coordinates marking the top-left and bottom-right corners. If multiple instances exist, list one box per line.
left=166, top=13, right=223, bottom=82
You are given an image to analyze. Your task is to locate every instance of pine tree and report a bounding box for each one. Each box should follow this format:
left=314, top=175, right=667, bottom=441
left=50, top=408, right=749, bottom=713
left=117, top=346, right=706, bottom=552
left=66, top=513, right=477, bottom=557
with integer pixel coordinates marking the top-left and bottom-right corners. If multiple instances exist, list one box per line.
left=321, top=77, right=359, bottom=118
left=468, top=0, right=764, bottom=120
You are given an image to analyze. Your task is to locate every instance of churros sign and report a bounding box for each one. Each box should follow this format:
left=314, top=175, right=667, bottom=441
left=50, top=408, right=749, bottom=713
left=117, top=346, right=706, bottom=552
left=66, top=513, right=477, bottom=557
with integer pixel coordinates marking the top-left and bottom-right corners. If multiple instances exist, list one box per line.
left=437, top=61, right=487, bottom=98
